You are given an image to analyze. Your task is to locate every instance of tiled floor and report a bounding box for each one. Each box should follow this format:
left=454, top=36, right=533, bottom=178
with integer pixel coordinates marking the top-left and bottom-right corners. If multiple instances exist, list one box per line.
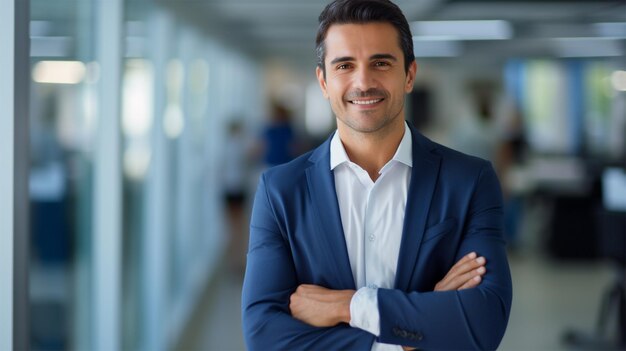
left=499, top=253, right=615, bottom=350
left=180, top=251, right=617, bottom=351
left=192, top=272, right=246, bottom=351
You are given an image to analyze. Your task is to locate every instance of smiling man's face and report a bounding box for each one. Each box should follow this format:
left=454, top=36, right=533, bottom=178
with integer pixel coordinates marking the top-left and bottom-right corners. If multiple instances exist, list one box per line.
left=317, top=22, right=416, bottom=136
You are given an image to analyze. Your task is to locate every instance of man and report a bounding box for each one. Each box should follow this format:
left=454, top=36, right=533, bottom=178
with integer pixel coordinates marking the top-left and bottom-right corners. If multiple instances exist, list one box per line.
left=242, top=0, right=512, bottom=350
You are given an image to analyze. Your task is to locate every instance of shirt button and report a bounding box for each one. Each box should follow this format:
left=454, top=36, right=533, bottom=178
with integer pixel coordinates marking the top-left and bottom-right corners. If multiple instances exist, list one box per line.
left=367, top=283, right=378, bottom=289
left=369, top=234, right=375, bottom=242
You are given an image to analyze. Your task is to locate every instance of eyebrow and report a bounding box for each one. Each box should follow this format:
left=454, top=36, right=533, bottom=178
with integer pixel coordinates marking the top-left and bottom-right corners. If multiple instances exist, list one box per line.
left=329, top=56, right=354, bottom=65
left=370, top=54, right=398, bottom=61
left=329, top=53, right=398, bottom=65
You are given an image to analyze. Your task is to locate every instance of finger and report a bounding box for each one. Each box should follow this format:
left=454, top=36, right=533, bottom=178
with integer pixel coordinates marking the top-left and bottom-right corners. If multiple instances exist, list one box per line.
left=448, top=252, right=477, bottom=274
left=439, top=256, right=486, bottom=288
left=448, top=266, right=486, bottom=290
left=296, top=284, right=323, bottom=296
left=438, top=253, right=477, bottom=285
left=451, top=256, right=486, bottom=278
left=459, top=251, right=478, bottom=264
left=289, top=296, right=297, bottom=312
left=440, top=265, right=485, bottom=291
left=459, top=274, right=482, bottom=290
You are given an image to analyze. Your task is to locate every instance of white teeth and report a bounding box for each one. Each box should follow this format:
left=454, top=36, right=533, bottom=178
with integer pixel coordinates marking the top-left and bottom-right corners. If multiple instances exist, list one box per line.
left=351, top=99, right=382, bottom=105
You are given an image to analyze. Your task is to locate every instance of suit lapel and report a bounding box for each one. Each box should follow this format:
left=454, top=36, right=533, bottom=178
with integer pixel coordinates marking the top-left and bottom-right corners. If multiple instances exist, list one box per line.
left=394, top=125, right=441, bottom=291
left=305, top=138, right=356, bottom=290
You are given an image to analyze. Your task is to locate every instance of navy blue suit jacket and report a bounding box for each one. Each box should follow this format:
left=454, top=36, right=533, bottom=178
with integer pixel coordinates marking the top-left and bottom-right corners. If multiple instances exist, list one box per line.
left=242, top=123, right=512, bottom=350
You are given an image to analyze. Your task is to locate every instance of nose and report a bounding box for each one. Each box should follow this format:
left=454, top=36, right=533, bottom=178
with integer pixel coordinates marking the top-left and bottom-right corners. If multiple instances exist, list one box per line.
left=352, top=66, right=376, bottom=92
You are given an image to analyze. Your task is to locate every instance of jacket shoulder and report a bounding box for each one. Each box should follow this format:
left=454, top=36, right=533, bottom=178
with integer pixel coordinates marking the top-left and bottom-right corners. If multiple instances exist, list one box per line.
left=418, top=133, right=491, bottom=172
left=261, top=148, right=316, bottom=189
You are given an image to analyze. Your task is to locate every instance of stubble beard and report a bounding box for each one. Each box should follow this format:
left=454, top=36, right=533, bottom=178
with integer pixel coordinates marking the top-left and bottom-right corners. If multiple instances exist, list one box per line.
left=335, top=98, right=405, bottom=137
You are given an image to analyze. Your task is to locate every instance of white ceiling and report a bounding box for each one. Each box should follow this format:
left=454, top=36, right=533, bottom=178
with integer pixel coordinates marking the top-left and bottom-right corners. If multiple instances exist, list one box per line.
left=162, top=0, right=625, bottom=62
left=30, top=0, right=626, bottom=64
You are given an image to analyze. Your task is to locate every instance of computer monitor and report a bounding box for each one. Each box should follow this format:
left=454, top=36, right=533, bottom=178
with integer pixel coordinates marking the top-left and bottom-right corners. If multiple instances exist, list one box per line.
left=602, top=167, right=626, bottom=212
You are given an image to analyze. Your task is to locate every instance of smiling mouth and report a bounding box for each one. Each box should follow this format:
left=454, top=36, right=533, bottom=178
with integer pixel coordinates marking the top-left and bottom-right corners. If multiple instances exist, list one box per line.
left=349, top=98, right=384, bottom=105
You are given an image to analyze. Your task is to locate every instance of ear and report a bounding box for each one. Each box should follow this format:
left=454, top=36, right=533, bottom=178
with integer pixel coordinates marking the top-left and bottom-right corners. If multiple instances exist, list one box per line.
left=316, top=66, right=329, bottom=99
left=404, top=60, right=417, bottom=93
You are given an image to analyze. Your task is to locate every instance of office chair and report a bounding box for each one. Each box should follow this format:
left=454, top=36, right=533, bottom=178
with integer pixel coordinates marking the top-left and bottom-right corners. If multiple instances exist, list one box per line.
left=563, top=167, right=626, bottom=350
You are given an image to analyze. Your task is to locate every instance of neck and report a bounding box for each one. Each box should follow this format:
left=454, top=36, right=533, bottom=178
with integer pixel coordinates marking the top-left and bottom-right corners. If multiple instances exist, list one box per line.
left=338, top=118, right=406, bottom=181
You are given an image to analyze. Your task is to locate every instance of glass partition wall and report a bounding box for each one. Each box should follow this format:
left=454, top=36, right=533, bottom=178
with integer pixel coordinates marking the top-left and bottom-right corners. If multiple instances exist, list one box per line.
left=29, top=0, right=98, bottom=348
left=27, top=0, right=263, bottom=349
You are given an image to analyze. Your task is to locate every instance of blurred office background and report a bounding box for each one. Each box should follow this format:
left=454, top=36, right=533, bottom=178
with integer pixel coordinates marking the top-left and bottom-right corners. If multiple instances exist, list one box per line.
left=1, top=0, right=625, bottom=350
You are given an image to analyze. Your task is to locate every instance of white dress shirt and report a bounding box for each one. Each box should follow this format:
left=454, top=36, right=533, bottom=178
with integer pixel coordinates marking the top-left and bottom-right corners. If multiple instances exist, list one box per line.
left=330, top=122, right=412, bottom=351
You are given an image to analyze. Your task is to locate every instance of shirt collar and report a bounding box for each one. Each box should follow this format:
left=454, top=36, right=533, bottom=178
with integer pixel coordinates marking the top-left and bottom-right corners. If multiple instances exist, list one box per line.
left=330, top=121, right=413, bottom=171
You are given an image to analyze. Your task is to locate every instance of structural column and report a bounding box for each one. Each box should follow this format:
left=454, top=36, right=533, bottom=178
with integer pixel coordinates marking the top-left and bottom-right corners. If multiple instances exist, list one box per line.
left=0, top=0, right=30, bottom=349
left=93, top=0, right=123, bottom=349
left=142, top=7, right=172, bottom=351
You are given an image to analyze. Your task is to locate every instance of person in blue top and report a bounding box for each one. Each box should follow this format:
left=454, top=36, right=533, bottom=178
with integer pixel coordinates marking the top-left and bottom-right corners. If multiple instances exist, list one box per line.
left=262, top=102, right=297, bottom=167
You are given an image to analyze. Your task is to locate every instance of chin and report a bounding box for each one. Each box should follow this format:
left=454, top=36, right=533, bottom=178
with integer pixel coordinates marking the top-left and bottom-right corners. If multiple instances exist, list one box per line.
left=347, top=120, right=389, bottom=134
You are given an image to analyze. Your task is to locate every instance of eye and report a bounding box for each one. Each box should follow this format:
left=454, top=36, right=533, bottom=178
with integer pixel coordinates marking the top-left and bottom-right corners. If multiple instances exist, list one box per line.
left=373, top=61, right=391, bottom=68
left=336, top=63, right=352, bottom=70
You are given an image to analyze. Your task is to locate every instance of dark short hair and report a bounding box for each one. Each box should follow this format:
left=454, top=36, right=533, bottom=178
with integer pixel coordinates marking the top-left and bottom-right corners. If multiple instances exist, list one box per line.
left=315, top=0, right=415, bottom=75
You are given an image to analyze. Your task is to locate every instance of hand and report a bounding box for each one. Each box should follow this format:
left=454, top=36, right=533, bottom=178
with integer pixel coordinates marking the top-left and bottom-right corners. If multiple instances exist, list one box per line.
left=289, top=284, right=355, bottom=327
left=434, top=252, right=486, bottom=291
left=398, top=254, right=486, bottom=350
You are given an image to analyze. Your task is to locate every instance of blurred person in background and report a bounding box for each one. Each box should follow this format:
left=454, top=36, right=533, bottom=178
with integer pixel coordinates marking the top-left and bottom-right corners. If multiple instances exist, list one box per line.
left=450, top=81, right=500, bottom=163
left=29, top=91, right=72, bottom=350
left=259, top=102, right=298, bottom=168
left=242, top=0, right=512, bottom=350
left=222, top=119, right=253, bottom=274
left=451, top=83, right=528, bottom=251
left=30, top=92, right=70, bottom=265
left=495, top=104, right=528, bottom=252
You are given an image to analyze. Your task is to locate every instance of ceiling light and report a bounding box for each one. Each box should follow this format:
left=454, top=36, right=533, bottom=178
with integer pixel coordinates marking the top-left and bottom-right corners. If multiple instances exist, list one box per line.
left=410, top=20, right=513, bottom=40
left=32, top=60, right=85, bottom=84
left=553, top=38, right=623, bottom=57
left=412, top=38, right=461, bottom=57
left=593, top=23, right=626, bottom=38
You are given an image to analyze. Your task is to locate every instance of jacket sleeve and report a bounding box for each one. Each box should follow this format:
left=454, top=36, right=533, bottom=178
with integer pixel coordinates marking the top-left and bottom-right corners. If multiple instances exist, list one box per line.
left=376, top=163, right=513, bottom=350
left=242, top=174, right=374, bottom=351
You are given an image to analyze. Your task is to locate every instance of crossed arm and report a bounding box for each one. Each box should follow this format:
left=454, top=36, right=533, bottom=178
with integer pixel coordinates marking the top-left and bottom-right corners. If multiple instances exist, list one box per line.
left=289, top=252, right=488, bottom=350
left=289, top=251, right=487, bottom=327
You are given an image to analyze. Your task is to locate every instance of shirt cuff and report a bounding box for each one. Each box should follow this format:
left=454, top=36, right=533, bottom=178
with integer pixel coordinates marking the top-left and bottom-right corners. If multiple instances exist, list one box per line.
left=349, top=285, right=380, bottom=336
left=372, top=342, right=404, bottom=351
